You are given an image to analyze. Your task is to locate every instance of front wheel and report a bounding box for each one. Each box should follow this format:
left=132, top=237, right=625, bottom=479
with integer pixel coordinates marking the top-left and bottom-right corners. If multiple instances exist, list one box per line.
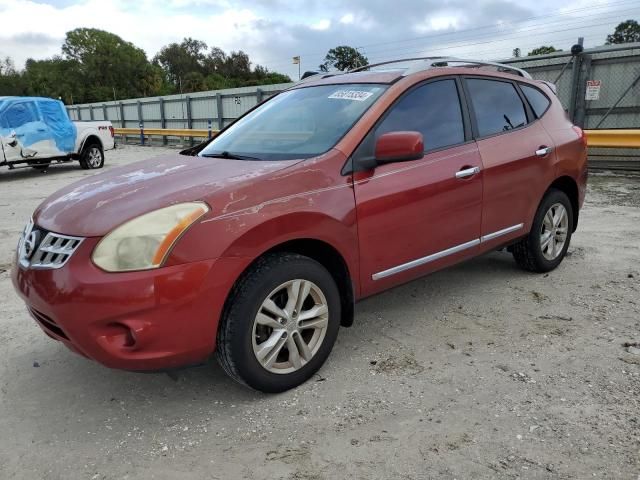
left=79, top=142, right=104, bottom=169
left=216, top=253, right=341, bottom=393
left=512, top=188, right=574, bottom=273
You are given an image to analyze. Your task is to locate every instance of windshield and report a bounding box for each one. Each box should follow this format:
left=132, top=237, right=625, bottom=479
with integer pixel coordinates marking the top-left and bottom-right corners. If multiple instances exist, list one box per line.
left=199, top=84, right=387, bottom=161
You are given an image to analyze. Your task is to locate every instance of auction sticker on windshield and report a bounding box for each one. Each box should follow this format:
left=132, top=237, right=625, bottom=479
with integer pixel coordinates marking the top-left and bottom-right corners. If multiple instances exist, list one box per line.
left=328, top=90, right=374, bottom=101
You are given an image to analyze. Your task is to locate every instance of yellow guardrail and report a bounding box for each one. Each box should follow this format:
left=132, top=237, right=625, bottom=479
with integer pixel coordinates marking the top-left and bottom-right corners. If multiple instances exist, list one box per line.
left=114, top=127, right=640, bottom=149
left=114, top=127, right=218, bottom=138
left=584, top=130, right=640, bottom=148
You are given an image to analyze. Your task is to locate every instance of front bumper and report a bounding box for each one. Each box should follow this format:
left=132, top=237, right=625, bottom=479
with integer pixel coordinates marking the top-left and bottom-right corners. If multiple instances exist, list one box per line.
left=12, top=237, right=248, bottom=371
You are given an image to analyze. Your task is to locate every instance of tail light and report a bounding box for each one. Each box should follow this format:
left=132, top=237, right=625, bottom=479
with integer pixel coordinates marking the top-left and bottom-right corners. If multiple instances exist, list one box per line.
left=572, top=125, right=587, bottom=148
left=108, top=126, right=115, bottom=138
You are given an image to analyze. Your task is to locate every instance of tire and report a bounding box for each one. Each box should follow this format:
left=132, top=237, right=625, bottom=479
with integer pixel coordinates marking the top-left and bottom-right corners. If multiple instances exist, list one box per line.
left=216, top=253, right=341, bottom=393
left=79, top=142, right=104, bottom=170
left=512, top=188, right=574, bottom=273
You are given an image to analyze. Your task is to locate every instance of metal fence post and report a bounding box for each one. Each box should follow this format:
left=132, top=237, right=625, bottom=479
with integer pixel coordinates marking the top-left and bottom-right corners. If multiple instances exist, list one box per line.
left=119, top=102, right=125, bottom=128
left=139, top=122, right=144, bottom=146
left=574, top=54, right=591, bottom=128
left=568, top=37, right=584, bottom=123
left=76, top=106, right=81, bottom=120
left=89, top=105, right=95, bottom=120
left=159, top=98, right=167, bottom=146
left=216, top=93, right=224, bottom=130
left=102, top=104, right=108, bottom=121
left=137, top=101, right=144, bottom=145
left=256, top=88, right=263, bottom=104
left=186, top=95, right=193, bottom=146
left=208, top=119, right=212, bottom=139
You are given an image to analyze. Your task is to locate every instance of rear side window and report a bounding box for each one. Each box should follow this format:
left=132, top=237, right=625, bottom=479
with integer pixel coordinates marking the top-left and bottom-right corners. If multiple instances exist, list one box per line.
left=376, top=79, right=465, bottom=152
left=466, top=79, right=527, bottom=137
left=521, top=84, right=551, bottom=118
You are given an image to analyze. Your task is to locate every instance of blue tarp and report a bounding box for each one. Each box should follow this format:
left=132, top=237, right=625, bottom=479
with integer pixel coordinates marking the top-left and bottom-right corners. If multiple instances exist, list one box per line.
left=0, top=97, right=76, bottom=155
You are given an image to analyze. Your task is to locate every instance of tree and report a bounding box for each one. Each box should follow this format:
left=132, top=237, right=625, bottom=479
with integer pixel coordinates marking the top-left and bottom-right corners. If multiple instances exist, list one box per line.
left=527, top=46, right=560, bottom=56
left=512, top=48, right=521, bottom=58
left=62, top=28, right=158, bottom=102
left=22, top=57, right=85, bottom=104
left=606, top=19, right=640, bottom=44
left=319, top=46, right=368, bottom=72
left=154, top=37, right=208, bottom=86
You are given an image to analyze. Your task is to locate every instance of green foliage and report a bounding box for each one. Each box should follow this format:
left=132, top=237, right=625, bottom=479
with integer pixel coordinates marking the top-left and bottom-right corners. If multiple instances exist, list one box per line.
left=0, top=30, right=291, bottom=103
left=527, top=46, right=561, bottom=56
left=319, top=46, right=369, bottom=72
left=606, top=19, right=640, bottom=44
left=153, top=40, right=290, bottom=93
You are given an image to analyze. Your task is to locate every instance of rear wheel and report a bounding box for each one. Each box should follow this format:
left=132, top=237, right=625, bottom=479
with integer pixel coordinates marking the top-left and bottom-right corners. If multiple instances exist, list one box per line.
left=79, top=142, right=104, bottom=169
left=216, top=253, right=341, bottom=392
left=512, top=188, right=573, bottom=272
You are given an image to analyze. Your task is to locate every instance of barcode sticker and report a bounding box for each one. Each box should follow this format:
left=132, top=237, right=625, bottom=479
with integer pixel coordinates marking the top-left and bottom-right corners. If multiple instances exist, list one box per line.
left=328, top=90, right=374, bottom=101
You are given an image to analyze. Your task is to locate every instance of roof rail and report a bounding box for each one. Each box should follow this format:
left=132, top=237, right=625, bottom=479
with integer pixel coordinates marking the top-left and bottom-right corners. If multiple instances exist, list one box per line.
left=350, top=57, right=532, bottom=79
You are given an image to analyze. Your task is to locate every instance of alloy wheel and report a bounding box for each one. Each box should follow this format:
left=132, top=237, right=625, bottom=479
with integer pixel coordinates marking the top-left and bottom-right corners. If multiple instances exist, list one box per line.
left=540, top=202, right=569, bottom=260
left=252, top=279, right=329, bottom=374
left=88, top=147, right=102, bottom=168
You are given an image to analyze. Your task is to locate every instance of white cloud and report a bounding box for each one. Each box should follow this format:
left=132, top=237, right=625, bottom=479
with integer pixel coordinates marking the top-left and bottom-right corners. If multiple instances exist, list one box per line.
left=0, top=0, right=262, bottom=66
left=340, top=13, right=355, bottom=24
left=310, top=19, right=331, bottom=31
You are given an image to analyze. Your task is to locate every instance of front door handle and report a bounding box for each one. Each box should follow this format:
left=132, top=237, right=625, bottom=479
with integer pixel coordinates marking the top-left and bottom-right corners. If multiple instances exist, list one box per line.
left=535, top=146, right=553, bottom=157
left=455, top=166, right=480, bottom=179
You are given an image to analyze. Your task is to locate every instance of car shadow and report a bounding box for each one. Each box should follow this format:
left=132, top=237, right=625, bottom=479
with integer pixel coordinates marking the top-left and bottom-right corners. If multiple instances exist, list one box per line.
left=0, top=163, right=81, bottom=181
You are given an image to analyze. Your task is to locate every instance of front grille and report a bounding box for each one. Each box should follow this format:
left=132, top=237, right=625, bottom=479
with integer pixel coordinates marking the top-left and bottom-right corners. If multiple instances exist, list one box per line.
left=30, top=232, right=83, bottom=269
left=18, top=219, right=84, bottom=270
left=28, top=307, right=68, bottom=340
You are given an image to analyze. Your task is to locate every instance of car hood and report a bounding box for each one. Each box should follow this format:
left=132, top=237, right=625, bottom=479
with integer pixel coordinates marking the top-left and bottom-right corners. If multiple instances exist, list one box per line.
left=33, top=154, right=301, bottom=237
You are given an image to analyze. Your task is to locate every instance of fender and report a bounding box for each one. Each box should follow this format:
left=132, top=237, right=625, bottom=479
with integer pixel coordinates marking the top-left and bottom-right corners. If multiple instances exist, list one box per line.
left=76, top=132, right=103, bottom=156
left=169, top=210, right=360, bottom=294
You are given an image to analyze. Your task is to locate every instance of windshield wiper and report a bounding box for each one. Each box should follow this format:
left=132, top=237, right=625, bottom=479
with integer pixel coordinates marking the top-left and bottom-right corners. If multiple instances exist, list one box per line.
left=201, top=151, right=262, bottom=161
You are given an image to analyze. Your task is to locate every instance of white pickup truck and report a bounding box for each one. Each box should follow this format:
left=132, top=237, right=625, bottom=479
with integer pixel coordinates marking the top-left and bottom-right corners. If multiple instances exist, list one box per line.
left=0, top=96, right=115, bottom=171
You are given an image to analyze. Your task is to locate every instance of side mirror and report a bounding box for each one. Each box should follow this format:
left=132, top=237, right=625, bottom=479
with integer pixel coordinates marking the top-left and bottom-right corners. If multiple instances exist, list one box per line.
left=375, top=131, right=424, bottom=164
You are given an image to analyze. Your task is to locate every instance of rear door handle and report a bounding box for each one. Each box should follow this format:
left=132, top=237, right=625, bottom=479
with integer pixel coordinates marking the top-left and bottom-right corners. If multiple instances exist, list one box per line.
left=455, top=166, right=480, bottom=179
left=535, top=146, right=553, bottom=157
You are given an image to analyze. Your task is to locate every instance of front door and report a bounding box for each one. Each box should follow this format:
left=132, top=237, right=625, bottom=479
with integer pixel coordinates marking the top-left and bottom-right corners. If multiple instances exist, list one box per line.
left=352, top=78, right=484, bottom=296
left=0, top=100, right=53, bottom=163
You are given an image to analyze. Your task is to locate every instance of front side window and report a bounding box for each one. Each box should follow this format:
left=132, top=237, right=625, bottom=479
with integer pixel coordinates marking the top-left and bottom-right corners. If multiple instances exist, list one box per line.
left=376, top=79, right=465, bottom=151
left=521, top=84, right=551, bottom=118
left=2, top=102, right=39, bottom=129
left=466, top=79, right=527, bottom=137
left=198, top=84, right=387, bottom=161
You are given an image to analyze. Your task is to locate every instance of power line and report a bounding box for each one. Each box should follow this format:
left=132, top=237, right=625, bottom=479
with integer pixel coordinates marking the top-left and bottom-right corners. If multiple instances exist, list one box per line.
left=256, top=0, right=639, bottom=66
left=262, top=8, right=638, bottom=72
left=360, top=9, right=640, bottom=57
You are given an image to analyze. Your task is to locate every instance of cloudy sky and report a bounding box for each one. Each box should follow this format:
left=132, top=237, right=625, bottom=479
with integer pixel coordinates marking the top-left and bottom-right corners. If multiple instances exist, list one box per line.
left=1, top=0, right=639, bottom=78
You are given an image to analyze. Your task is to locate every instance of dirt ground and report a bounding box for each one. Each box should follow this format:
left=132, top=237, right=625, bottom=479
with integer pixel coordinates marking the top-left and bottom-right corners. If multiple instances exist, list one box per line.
left=0, top=146, right=638, bottom=480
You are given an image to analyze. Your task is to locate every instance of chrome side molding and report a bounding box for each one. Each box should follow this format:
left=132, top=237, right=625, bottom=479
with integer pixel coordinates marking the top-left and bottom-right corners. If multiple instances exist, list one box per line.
left=372, top=223, right=524, bottom=280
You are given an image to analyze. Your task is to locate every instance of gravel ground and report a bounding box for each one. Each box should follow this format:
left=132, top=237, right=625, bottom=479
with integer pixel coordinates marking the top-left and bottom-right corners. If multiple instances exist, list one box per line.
left=0, top=145, right=639, bottom=480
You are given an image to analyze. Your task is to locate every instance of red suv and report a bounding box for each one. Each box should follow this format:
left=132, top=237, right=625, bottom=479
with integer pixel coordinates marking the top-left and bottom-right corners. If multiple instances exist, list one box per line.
left=13, top=58, right=587, bottom=392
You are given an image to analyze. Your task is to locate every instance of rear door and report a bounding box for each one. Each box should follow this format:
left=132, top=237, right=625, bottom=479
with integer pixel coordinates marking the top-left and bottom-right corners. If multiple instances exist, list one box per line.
left=353, top=78, right=484, bottom=296
left=463, top=77, right=556, bottom=247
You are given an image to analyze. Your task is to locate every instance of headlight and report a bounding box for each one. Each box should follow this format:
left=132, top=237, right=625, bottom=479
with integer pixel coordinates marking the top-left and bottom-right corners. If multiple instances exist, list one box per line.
left=92, top=202, right=209, bottom=272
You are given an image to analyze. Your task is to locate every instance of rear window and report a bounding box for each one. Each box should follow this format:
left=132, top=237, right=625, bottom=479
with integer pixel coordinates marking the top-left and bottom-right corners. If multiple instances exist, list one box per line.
left=521, top=84, right=551, bottom=118
left=466, top=79, right=527, bottom=137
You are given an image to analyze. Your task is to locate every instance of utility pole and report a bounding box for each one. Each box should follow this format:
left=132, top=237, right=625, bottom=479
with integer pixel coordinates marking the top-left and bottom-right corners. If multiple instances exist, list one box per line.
left=293, top=56, right=301, bottom=80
